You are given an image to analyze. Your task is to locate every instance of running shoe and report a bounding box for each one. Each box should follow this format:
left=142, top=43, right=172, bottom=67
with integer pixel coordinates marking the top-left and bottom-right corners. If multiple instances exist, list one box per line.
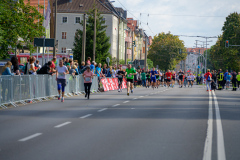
left=61, top=98, right=64, bottom=102
left=118, top=89, right=120, bottom=92
left=207, top=90, right=209, bottom=91
left=127, top=93, right=130, bottom=96
left=131, top=90, right=133, bottom=93
left=58, top=96, right=60, bottom=100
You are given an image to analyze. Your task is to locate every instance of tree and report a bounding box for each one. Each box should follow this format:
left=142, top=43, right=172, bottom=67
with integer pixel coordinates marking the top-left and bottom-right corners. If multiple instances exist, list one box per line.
left=148, top=32, right=187, bottom=71
left=0, top=0, right=45, bottom=59
left=209, top=12, right=240, bottom=71
left=73, top=6, right=111, bottom=65
left=147, top=58, right=154, bottom=69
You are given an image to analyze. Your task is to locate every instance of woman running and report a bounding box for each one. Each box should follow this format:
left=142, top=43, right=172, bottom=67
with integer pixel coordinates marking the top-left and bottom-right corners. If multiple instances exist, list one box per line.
left=83, top=66, right=94, bottom=99
left=172, top=70, right=176, bottom=88
left=117, top=67, right=125, bottom=92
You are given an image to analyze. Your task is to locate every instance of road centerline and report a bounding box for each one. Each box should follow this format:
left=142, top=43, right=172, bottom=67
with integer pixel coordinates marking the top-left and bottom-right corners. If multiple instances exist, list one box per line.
left=80, top=114, right=93, bottom=119
left=19, top=133, right=42, bottom=142
left=98, top=108, right=108, bottom=112
left=54, top=122, right=71, bottom=128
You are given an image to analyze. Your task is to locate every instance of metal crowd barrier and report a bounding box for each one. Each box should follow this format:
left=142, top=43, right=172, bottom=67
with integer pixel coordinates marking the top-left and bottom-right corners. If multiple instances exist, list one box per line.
left=0, top=74, right=99, bottom=109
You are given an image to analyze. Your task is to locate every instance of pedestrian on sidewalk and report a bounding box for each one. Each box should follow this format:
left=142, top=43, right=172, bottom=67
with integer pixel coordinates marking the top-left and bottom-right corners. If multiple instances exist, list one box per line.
left=83, top=66, right=94, bottom=99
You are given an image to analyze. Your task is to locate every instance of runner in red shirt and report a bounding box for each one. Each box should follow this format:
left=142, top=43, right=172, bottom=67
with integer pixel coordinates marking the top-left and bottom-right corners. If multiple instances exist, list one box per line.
left=171, top=70, right=176, bottom=88
left=165, top=70, right=172, bottom=88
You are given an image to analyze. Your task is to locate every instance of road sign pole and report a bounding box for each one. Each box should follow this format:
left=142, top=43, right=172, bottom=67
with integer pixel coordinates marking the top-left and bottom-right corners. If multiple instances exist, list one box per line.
left=42, top=37, right=45, bottom=66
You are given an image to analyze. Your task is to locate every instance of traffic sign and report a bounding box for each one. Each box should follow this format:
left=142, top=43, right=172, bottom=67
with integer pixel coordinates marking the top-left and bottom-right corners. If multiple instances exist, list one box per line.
left=34, top=38, right=55, bottom=47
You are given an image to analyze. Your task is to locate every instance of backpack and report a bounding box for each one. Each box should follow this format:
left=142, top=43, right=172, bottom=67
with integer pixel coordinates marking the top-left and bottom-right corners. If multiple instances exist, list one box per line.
left=207, top=75, right=212, bottom=81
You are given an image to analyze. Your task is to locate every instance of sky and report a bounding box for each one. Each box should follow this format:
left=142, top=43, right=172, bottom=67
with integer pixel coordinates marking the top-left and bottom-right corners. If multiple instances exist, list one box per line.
left=112, top=0, right=240, bottom=48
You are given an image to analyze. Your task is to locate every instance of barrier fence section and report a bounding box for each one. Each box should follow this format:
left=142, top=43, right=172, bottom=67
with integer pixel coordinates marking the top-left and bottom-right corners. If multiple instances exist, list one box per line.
left=0, top=75, right=98, bottom=109
left=100, top=77, right=127, bottom=92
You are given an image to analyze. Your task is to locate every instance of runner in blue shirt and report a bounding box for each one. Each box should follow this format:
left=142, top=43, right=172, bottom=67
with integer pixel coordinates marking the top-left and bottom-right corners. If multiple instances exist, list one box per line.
left=150, top=67, right=159, bottom=90
left=223, top=70, right=228, bottom=89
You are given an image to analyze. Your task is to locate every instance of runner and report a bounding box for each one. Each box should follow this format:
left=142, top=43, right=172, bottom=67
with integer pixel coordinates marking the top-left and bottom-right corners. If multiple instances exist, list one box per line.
left=172, top=70, right=176, bottom=88
left=146, top=69, right=151, bottom=88
left=141, top=70, right=147, bottom=87
left=165, top=70, right=172, bottom=88
left=164, top=72, right=167, bottom=87
left=117, top=66, right=125, bottom=92
left=190, top=73, right=195, bottom=87
left=83, top=66, right=95, bottom=99
left=125, top=64, right=137, bottom=96
left=184, top=74, right=188, bottom=87
left=150, top=67, right=158, bottom=89
left=56, top=60, right=69, bottom=102
left=156, top=70, right=160, bottom=88
left=178, top=69, right=184, bottom=88
left=160, top=71, right=164, bottom=87
left=187, top=74, right=191, bottom=87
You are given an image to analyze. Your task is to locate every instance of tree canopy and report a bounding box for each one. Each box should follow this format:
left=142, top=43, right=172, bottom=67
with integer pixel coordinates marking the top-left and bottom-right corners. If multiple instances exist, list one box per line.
left=148, top=32, right=187, bottom=71
left=209, top=12, right=240, bottom=71
left=73, top=7, right=111, bottom=65
left=0, top=0, right=45, bottom=59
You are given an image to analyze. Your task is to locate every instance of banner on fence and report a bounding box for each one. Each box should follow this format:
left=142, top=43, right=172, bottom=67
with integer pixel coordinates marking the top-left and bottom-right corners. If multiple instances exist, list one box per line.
left=101, top=77, right=127, bottom=92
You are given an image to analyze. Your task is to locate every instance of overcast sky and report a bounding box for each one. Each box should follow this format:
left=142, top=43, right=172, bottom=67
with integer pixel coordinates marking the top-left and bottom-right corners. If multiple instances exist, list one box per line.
left=113, top=0, right=240, bottom=48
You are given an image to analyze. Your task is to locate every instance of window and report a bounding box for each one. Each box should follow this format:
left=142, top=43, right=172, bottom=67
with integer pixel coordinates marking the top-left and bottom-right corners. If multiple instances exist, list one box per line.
left=75, top=17, right=80, bottom=24
left=102, top=18, right=106, bottom=24
left=61, top=47, right=66, bottom=53
left=62, top=32, right=67, bottom=39
left=62, top=17, right=67, bottom=23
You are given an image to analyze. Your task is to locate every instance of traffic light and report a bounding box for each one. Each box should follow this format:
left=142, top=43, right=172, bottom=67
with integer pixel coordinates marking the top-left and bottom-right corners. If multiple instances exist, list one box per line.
left=225, top=40, right=229, bottom=48
left=132, top=41, right=136, bottom=46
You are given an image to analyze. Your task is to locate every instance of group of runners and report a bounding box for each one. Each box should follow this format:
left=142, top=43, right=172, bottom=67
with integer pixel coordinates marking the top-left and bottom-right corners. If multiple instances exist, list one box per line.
left=116, top=64, right=197, bottom=96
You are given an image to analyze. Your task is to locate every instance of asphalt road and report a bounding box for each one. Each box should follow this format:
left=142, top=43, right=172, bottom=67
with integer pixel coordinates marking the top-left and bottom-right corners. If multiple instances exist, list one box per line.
left=0, top=85, right=239, bottom=160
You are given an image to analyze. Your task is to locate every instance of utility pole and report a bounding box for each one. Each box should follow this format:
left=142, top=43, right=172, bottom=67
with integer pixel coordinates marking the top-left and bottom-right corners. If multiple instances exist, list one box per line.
left=82, top=14, right=86, bottom=62
left=144, top=35, right=147, bottom=70
left=93, top=0, right=96, bottom=61
left=131, top=29, right=134, bottom=62
left=117, top=17, right=120, bottom=68
left=53, top=0, right=57, bottom=57
left=125, top=41, right=127, bottom=65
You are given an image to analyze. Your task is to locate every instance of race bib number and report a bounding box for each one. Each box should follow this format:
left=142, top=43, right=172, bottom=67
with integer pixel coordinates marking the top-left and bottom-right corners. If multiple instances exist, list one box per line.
left=118, top=75, right=122, bottom=78
left=168, top=77, right=170, bottom=79
left=152, top=75, right=155, bottom=78
left=59, top=73, right=64, bottom=76
left=179, top=73, right=182, bottom=76
left=128, top=74, right=132, bottom=78
left=85, top=77, right=91, bottom=82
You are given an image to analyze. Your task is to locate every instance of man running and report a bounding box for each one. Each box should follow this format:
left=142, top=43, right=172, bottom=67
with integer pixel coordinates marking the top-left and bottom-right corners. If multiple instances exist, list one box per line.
left=190, top=73, right=195, bottom=87
left=125, top=64, right=137, bottom=96
left=178, top=69, right=184, bottom=88
left=150, top=67, right=158, bottom=89
left=172, top=70, right=176, bottom=88
left=117, top=66, right=125, bottom=92
left=146, top=69, right=151, bottom=88
left=165, top=70, right=172, bottom=88
left=156, top=70, right=160, bottom=88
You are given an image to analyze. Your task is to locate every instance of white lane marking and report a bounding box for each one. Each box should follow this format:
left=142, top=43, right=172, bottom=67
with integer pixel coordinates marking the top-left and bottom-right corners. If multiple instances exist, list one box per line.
left=203, top=91, right=213, bottom=160
left=54, top=122, right=71, bottom=128
left=133, top=98, right=138, bottom=100
left=139, top=96, right=144, bottom=98
left=80, top=114, right=92, bottom=119
left=112, top=104, right=120, bottom=107
left=123, top=101, right=129, bottom=103
left=212, top=91, right=226, bottom=160
left=145, top=95, right=149, bottom=96
left=98, top=108, right=108, bottom=112
left=131, top=108, right=135, bottom=109
left=19, top=133, right=42, bottom=142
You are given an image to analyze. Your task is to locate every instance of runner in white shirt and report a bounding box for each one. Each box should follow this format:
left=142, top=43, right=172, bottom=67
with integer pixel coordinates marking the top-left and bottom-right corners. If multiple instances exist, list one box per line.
left=190, top=74, right=195, bottom=87
left=187, top=74, right=191, bottom=87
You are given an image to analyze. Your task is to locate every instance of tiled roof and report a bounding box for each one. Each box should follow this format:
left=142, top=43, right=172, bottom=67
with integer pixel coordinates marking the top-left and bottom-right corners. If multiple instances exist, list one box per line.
left=54, top=0, right=113, bottom=14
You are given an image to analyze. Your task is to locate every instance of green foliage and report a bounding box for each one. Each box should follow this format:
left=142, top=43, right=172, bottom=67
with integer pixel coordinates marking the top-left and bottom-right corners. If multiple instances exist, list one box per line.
left=147, top=58, right=154, bottom=69
left=119, top=59, right=131, bottom=65
left=0, top=0, right=45, bottom=59
left=209, top=12, right=240, bottom=71
left=73, top=7, right=111, bottom=65
left=148, top=32, right=187, bottom=71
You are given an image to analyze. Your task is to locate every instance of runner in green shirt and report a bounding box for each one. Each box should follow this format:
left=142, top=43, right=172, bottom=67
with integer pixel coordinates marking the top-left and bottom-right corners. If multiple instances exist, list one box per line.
left=141, top=70, right=146, bottom=87
left=237, top=72, right=240, bottom=89
left=125, top=64, right=137, bottom=96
